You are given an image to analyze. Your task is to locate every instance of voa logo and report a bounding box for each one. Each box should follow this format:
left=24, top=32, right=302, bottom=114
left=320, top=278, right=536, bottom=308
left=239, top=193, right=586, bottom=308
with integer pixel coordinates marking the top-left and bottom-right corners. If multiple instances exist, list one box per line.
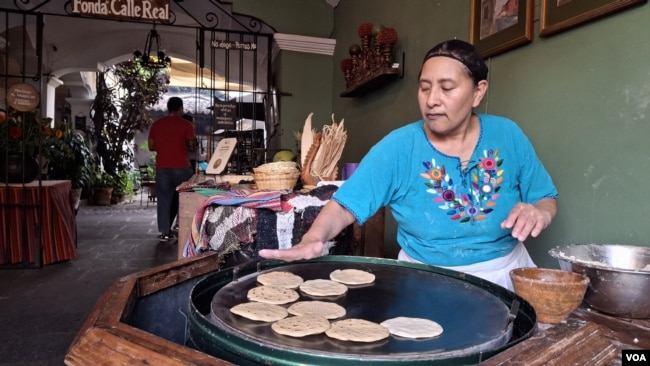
left=622, top=350, right=649, bottom=365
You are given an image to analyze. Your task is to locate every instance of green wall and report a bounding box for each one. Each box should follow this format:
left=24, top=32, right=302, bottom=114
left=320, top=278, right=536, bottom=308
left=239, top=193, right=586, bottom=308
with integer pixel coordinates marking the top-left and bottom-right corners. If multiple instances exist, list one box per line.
left=483, top=3, right=650, bottom=267
left=275, top=51, right=334, bottom=151
left=230, top=0, right=334, bottom=37
left=233, top=0, right=650, bottom=267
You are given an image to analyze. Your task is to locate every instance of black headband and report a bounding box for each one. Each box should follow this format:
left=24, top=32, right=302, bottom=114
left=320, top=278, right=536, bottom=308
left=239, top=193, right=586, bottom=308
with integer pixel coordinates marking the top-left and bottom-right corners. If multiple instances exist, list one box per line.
left=422, top=40, right=488, bottom=84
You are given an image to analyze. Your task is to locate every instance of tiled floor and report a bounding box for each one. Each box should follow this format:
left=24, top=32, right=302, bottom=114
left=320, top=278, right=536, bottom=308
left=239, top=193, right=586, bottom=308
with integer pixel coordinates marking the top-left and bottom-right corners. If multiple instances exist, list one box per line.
left=0, top=193, right=178, bottom=365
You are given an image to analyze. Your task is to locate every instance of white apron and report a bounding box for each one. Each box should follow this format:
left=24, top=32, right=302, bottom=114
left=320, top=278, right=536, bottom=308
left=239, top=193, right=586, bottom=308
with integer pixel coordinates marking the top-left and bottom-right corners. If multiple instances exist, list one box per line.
left=398, top=242, right=536, bottom=291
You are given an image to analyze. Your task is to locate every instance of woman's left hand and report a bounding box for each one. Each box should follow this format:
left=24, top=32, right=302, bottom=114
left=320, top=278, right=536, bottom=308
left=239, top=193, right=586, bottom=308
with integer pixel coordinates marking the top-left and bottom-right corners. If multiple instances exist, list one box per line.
left=501, top=199, right=557, bottom=242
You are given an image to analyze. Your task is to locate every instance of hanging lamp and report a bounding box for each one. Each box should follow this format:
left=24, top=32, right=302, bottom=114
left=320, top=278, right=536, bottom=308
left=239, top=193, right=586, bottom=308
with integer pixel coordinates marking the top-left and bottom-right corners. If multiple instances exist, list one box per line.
left=133, top=23, right=171, bottom=70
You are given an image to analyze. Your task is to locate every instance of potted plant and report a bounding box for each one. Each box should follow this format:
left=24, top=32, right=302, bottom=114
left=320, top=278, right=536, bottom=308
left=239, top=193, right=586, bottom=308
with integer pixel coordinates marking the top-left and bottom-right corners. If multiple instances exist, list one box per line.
left=67, top=132, right=95, bottom=189
left=0, top=109, right=59, bottom=183
left=111, top=170, right=136, bottom=204
left=91, top=169, right=116, bottom=206
left=47, top=128, right=95, bottom=211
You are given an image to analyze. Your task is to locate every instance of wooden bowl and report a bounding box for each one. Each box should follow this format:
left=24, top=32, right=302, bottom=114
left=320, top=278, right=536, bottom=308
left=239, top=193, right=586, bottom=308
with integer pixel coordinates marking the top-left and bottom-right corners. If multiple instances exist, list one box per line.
left=510, top=267, right=590, bottom=324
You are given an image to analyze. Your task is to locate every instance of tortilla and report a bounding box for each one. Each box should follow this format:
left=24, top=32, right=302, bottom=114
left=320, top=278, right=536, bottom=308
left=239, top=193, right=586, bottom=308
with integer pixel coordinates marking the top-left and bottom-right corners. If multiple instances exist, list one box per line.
left=247, top=285, right=300, bottom=305
left=271, top=315, right=331, bottom=337
left=299, top=279, right=348, bottom=297
left=380, top=316, right=443, bottom=338
left=325, top=318, right=389, bottom=342
left=287, top=301, right=346, bottom=319
left=329, top=269, right=375, bottom=285
left=230, top=302, right=289, bottom=322
left=257, top=271, right=304, bottom=289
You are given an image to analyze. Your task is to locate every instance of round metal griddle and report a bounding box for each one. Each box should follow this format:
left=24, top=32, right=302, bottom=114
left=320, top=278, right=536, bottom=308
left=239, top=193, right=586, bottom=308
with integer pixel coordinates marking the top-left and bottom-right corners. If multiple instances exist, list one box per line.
left=188, top=256, right=536, bottom=365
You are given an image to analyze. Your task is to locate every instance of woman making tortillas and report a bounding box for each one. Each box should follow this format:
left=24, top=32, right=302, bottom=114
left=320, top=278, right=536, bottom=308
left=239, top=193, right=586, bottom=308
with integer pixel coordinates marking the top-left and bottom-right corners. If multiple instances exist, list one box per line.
left=260, top=39, right=558, bottom=291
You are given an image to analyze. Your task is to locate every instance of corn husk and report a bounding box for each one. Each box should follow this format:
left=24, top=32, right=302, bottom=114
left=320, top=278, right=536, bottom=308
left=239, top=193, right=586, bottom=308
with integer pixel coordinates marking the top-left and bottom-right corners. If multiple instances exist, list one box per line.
left=300, top=132, right=322, bottom=187
left=310, top=114, right=347, bottom=181
left=300, top=113, right=314, bottom=168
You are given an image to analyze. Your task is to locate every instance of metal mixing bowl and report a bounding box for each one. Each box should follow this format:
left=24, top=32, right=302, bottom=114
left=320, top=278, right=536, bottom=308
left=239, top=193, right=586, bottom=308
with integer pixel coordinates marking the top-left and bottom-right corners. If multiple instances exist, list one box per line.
left=548, top=244, right=650, bottom=319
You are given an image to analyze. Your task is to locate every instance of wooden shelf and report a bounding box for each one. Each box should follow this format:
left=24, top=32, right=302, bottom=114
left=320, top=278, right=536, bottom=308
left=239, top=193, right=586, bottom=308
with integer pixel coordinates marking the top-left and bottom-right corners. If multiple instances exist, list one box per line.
left=340, top=67, right=402, bottom=97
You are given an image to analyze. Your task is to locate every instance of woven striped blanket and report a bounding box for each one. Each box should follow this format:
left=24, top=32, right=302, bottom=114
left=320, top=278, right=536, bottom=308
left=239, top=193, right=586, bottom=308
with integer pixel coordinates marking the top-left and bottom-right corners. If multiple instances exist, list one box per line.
left=183, top=185, right=346, bottom=260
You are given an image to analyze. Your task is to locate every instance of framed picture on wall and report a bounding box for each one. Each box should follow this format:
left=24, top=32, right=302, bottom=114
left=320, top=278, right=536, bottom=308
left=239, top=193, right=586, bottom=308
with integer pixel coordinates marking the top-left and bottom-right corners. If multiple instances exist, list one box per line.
left=470, top=0, right=534, bottom=59
left=539, top=0, right=647, bottom=37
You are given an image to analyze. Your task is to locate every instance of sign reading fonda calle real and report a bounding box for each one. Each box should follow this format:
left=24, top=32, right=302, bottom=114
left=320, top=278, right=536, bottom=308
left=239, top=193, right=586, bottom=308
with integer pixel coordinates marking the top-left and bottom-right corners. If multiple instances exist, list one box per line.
left=71, top=0, right=170, bottom=21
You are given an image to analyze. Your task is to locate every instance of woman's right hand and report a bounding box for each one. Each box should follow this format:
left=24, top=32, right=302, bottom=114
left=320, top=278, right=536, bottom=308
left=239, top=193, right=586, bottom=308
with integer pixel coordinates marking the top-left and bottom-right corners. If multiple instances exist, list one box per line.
left=258, top=239, right=325, bottom=262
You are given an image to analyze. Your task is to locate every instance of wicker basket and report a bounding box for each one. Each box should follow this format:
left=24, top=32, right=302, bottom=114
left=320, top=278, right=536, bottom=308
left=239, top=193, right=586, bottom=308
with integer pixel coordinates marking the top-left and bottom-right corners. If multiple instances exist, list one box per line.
left=259, top=161, right=298, bottom=170
left=253, top=162, right=300, bottom=191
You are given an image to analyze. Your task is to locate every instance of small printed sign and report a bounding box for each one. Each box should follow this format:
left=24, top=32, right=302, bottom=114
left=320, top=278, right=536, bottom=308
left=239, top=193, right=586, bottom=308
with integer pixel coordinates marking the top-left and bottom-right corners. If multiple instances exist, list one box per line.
left=71, top=0, right=170, bottom=21
left=7, top=83, right=40, bottom=112
left=210, top=40, right=257, bottom=51
left=213, top=100, right=237, bottom=130
left=206, top=138, right=237, bottom=175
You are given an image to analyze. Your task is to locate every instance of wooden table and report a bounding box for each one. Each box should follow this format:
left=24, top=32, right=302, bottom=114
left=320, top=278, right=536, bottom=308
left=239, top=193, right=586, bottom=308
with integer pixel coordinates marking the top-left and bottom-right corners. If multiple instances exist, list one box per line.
left=481, top=306, right=650, bottom=365
left=0, top=180, right=77, bottom=266
left=178, top=190, right=210, bottom=259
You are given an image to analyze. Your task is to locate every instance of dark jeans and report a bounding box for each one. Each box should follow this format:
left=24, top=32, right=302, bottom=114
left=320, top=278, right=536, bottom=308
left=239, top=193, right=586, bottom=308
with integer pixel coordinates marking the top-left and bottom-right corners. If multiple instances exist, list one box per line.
left=156, top=167, right=193, bottom=233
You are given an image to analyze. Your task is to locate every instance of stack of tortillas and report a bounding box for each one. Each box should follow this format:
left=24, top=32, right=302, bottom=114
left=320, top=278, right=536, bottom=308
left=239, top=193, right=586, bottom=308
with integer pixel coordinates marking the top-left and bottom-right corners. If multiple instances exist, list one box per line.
left=330, top=269, right=376, bottom=285
left=271, top=315, right=331, bottom=337
left=288, top=301, right=346, bottom=319
left=326, top=318, right=389, bottom=342
left=257, top=271, right=304, bottom=289
left=380, top=317, right=444, bottom=339
left=299, top=279, right=348, bottom=297
left=247, top=285, right=300, bottom=305
left=230, top=302, right=288, bottom=322
left=227, top=268, right=444, bottom=342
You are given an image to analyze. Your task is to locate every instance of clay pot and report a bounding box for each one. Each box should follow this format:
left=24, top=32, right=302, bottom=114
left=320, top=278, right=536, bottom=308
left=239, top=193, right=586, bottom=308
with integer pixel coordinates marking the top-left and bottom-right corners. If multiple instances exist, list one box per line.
left=0, top=153, right=40, bottom=183
left=510, top=267, right=589, bottom=324
left=92, top=186, right=113, bottom=206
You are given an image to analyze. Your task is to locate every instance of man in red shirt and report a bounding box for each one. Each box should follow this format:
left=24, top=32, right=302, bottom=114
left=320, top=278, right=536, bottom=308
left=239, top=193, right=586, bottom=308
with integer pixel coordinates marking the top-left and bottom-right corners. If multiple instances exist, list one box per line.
left=148, top=97, right=196, bottom=241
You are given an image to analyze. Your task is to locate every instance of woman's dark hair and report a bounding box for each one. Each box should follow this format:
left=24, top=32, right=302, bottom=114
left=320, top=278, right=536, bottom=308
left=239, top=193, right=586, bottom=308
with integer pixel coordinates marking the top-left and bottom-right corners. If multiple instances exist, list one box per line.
left=421, top=39, right=488, bottom=84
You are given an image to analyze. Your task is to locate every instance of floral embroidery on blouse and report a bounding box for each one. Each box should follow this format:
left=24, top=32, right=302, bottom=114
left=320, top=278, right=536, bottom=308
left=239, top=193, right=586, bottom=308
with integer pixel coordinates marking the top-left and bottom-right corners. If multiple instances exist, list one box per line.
left=421, top=149, right=503, bottom=223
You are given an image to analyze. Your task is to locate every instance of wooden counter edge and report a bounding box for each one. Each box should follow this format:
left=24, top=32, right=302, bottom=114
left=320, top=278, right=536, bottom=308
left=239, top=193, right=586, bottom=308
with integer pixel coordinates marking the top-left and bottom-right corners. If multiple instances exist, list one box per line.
left=65, top=252, right=229, bottom=366
left=480, top=320, right=617, bottom=366
left=481, top=304, right=650, bottom=366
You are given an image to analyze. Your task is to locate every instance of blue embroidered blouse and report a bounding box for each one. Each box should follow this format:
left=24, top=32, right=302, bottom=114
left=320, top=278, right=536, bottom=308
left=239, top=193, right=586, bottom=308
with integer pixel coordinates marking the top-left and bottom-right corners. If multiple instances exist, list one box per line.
left=333, top=114, right=558, bottom=266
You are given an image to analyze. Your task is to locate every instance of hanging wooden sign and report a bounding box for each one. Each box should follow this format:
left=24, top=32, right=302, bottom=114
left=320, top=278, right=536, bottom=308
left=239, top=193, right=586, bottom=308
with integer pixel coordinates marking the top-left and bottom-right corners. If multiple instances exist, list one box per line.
left=71, top=0, right=170, bottom=21
left=7, top=83, right=40, bottom=112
